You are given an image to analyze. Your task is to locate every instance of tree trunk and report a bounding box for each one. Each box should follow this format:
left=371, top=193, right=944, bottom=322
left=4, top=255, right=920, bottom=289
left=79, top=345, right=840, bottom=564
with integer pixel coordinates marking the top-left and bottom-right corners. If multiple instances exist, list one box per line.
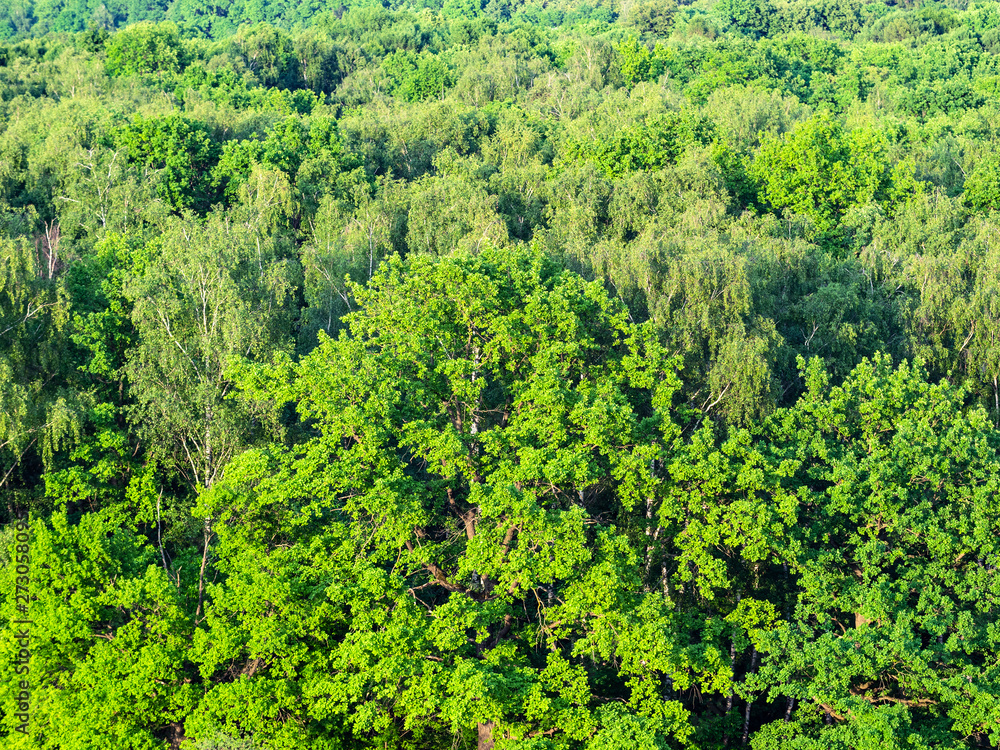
left=784, top=696, right=795, bottom=721
left=477, top=721, right=495, bottom=750
left=195, top=521, right=212, bottom=619
left=741, top=647, right=759, bottom=747
left=725, top=636, right=736, bottom=713
left=643, top=490, right=655, bottom=590
left=993, top=375, right=998, bottom=426
left=726, top=592, right=741, bottom=716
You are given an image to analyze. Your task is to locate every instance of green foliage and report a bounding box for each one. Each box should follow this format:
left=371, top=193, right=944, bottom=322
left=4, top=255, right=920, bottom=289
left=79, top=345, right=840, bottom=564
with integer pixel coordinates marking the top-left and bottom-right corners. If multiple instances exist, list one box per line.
left=195, top=246, right=697, bottom=747
left=117, top=114, right=223, bottom=214
left=616, top=37, right=677, bottom=87
left=292, top=27, right=338, bottom=92
left=717, top=0, right=774, bottom=38
left=964, top=151, right=1000, bottom=213
left=105, top=21, right=185, bottom=77
left=10, top=2, right=1000, bottom=746
left=751, top=113, right=919, bottom=243
left=383, top=49, right=455, bottom=102
left=564, top=112, right=715, bottom=180
left=620, top=0, right=676, bottom=36
left=752, top=355, right=1000, bottom=747
left=0, top=509, right=196, bottom=749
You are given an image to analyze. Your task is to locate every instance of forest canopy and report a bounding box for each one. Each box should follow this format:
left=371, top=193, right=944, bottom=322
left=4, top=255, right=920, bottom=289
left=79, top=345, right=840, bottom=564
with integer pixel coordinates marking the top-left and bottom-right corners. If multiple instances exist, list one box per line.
left=4, top=0, right=1000, bottom=748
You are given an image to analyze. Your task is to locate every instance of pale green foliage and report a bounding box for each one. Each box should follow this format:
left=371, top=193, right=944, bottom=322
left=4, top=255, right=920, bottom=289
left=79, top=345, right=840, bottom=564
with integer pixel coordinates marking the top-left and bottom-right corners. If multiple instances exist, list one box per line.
left=124, top=212, right=298, bottom=490
left=403, top=170, right=510, bottom=256
left=704, top=85, right=811, bottom=150
left=0, top=237, right=86, bottom=497
left=864, top=194, right=1000, bottom=421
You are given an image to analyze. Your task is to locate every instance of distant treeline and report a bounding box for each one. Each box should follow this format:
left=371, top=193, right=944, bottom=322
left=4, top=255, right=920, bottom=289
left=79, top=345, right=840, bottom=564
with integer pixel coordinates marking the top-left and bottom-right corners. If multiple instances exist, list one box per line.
left=0, top=0, right=988, bottom=42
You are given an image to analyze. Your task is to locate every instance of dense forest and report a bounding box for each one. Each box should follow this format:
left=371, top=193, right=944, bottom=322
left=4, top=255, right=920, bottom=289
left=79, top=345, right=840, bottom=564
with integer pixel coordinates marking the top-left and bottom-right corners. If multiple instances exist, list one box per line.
left=4, top=0, right=1000, bottom=747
